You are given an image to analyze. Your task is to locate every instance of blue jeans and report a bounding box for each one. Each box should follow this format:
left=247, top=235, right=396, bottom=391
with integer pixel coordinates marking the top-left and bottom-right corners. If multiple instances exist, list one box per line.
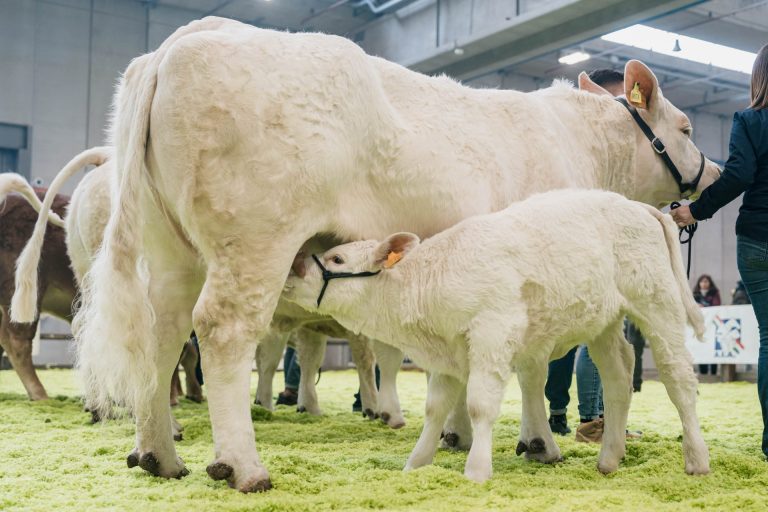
left=545, top=346, right=577, bottom=415
left=284, top=347, right=301, bottom=390
left=576, top=345, right=603, bottom=420
left=737, top=235, right=768, bottom=457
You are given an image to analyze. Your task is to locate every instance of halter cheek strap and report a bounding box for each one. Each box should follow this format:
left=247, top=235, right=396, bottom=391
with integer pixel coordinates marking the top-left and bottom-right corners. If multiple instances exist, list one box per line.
left=312, top=254, right=381, bottom=307
left=615, top=97, right=705, bottom=196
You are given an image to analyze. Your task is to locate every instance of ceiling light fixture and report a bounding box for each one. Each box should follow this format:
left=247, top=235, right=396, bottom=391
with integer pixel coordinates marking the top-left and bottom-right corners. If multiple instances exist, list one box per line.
left=558, top=51, right=591, bottom=65
left=602, top=24, right=756, bottom=74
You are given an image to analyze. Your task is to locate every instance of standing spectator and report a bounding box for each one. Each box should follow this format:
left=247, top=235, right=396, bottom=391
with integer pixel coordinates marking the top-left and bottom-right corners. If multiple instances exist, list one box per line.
left=693, top=274, right=721, bottom=375
left=670, top=43, right=768, bottom=461
left=732, top=280, right=752, bottom=305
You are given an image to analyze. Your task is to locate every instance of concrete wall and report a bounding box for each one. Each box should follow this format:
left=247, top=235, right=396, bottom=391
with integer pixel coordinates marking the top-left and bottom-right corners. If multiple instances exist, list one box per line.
left=0, top=0, right=201, bottom=193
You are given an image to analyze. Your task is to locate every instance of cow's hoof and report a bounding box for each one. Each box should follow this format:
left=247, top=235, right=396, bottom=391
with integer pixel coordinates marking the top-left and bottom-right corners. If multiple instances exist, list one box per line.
left=175, top=467, right=190, bottom=479
left=126, top=450, right=139, bottom=468
left=380, top=412, right=406, bottom=429
left=297, top=406, right=307, bottom=413
left=515, top=441, right=528, bottom=456
left=89, top=409, right=101, bottom=424
left=235, top=477, right=273, bottom=493
left=528, top=438, right=546, bottom=454
left=139, top=453, right=160, bottom=476
left=207, top=462, right=234, bottom=481
left=443, top=432, right=460, bottom=448
left=173, top=432, right=183, bottom=442
left=363, top=408, right=377, bottom=420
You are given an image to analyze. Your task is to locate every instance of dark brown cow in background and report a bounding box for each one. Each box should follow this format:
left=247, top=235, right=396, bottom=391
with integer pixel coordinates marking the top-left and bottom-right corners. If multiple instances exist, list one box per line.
left=0, top=173, right=202, bottom=404
left=0, top=175, right=73, bottom=400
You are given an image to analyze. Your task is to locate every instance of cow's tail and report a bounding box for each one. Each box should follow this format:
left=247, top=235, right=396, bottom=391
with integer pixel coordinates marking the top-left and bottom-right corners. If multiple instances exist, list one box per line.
left=641, top=203, right=705, bottom=340
left=11, top=147, right=112, bottom=323
left=0, top=173, right=64, bottom=227
left=73, top=52, right=161, bottom=419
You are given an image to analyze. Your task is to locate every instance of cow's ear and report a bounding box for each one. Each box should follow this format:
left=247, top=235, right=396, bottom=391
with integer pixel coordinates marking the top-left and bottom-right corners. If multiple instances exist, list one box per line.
left=373, top=232, right=420, bottom=269
left=578, top=72, right=612, bottom=96
left=624, top=60, right=660, bottom=111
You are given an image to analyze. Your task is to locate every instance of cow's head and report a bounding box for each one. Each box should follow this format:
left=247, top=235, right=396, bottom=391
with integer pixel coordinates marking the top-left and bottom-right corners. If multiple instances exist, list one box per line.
left=579, top=60, right=721, bottom=207
left=284, top=233, right=420, bottom=318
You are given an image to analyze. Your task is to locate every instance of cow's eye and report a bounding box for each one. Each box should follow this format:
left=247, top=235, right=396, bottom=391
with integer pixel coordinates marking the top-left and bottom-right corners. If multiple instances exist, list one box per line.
left=331, top=255, right=344, bottom=265
left=682, top=126, right=692, bottom=137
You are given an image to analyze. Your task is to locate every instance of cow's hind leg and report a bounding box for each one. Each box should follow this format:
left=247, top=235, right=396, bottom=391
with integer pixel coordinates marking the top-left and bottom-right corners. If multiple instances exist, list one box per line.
left=404, top=372, right=462, bottom=471
left=635, top=307, right=709, bottom=475
left=295, top=328, right=326, bottom=415
left=255, top=328, right=288, bottom=410
left=195, top=250, right=295, bottom=493
left=348, top=334, right=378, bottom=420
left=0, top=310, right=48, bottom=400
left=374, top=341, right=405, bottom=428
left=587, top=321, right=634, bottom=474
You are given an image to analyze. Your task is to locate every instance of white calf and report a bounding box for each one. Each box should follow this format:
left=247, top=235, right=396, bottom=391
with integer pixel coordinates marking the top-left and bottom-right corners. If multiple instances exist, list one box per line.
left=285, top=189, right=709, bottom=482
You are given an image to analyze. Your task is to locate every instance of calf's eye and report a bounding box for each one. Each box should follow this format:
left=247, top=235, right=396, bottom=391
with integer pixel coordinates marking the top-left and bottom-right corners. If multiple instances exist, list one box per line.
left=332, top=255, right=344, bottom=265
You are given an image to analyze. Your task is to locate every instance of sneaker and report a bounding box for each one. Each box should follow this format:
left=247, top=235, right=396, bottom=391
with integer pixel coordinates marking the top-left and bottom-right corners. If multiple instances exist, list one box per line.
left=549, top=414, right=571, bottom=435
left=575, top=418, right=604, bottom=443
left=276, top=389, right=298, bottom=406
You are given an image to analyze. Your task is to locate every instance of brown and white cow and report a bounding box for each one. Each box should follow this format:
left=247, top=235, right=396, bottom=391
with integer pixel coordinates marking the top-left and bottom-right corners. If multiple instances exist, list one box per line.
left=15, top=17, right=719, bottom=491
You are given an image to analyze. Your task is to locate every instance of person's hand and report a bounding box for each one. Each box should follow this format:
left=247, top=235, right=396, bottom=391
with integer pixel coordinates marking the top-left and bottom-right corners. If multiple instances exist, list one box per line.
left=670, top=205, right=697, bottom=227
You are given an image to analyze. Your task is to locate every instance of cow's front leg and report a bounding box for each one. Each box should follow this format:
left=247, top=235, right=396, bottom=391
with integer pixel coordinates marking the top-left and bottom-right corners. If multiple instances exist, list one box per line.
left=295, top=329, right=326, bottom=415
left=254, top=328, right=288, bottom=410
left=440, top=384, right=473, bottom=450
left=373, top=341, right=405, bottom=428
left=348, top=334, right=378, bottom=420
left=516, top=358, right=562, bottom=465
left=405, top=373, right=462, bottom=470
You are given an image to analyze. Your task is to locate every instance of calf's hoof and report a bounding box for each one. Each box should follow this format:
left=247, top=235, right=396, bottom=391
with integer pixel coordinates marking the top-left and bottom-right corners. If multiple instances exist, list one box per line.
left=127, top=450, right=188, bottom=478
left=363, top=408, right=377, bottom=420
left=126, top=450, right=139, bottom=468
left=519, top=438, right=562, bottom=464
left=173, top=432, right=183, bottom=442
left=297, top=405, right=306, bottom=413
left=207, top=462, right=234, bottom=481
left=441, top=431, right=471, bottom=451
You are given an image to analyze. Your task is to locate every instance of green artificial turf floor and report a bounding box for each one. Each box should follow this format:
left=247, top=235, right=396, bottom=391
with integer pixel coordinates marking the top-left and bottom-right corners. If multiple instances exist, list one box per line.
left=1, top=368, right=767, bottom=511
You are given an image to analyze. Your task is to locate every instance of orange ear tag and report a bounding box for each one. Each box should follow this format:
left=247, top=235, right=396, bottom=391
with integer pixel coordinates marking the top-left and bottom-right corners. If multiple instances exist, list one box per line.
left=630, top=82, right=645, bottom=107
left=383, top=251, right=403, bottom=269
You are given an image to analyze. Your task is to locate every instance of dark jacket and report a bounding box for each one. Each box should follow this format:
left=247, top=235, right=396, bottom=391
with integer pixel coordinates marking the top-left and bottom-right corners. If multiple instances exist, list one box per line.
left=690, top=108, right=768, bottom=242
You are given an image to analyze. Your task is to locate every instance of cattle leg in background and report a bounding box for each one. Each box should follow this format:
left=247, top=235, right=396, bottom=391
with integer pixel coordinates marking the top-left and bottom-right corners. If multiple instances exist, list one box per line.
left=0, top=311, right=47, bottom=400
left=170, top=369, right=183, bottom=406
left=294, top=328, right=326, bottom=415
left=404, top=373, right=462, bottom=471
left=180, top=340, right=203, bottom=403
left=348, top=334, right=378, bottom=420
left=516, top=355, right=562, bottom=465
left=440, top=383, right=472, bottom=450
left=374, top=341, right=406, bottom=428
left=254, top=329, right=287, bottom=409
left=587, top=320, right=634, bottom=474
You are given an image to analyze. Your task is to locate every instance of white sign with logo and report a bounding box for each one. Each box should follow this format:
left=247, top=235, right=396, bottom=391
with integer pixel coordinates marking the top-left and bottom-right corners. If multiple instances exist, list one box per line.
left=685, top=305, right=759, bottom=364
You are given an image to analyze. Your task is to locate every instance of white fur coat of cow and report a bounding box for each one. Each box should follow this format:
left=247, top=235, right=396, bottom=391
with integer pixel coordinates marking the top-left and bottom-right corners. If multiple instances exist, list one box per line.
left=12, top=17, right=719, bottom=492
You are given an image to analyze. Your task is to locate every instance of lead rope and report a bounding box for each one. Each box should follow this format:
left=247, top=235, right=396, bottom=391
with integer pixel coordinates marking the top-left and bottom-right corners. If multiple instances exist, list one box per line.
left=670, top=201, right=698, bottom=279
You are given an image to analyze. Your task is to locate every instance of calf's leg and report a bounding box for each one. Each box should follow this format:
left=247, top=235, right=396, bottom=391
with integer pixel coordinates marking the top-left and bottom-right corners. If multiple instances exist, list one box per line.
left=516, top=356, right=562, bottom=465
left=587, top=321, right=634, bottom=473
left=405, top=372, right=462, bottom=471
left=440, top=384, right=472, bottom=450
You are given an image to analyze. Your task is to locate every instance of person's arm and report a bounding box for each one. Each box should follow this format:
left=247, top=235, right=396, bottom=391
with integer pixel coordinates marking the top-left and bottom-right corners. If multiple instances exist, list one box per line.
left=689, top=112, right=759, bottom=221
left=710, top=291, right=721, bottom=306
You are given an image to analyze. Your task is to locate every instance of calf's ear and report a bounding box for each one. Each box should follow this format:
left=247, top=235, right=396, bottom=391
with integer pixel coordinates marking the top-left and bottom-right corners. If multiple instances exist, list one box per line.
left=578, top=72, right=612, bottom=96
left=291, top=252, right=307, bottom=278
left=373, top=232, right=420, bottom=269
left=624, top=60, right=660, bottom=111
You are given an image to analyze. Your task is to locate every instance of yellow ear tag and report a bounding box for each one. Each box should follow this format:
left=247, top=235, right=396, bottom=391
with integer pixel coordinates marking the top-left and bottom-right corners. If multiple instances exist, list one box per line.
left=630, top=82, right=644, bottom=106
left=383, top=251, right=403, bottom=269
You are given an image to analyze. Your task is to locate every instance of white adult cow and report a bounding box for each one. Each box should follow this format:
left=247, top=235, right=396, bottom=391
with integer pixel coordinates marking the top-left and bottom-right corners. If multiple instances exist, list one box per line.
left=12, top=17, right=719, bottom=492
left=283, top=189, right=710, bottom=482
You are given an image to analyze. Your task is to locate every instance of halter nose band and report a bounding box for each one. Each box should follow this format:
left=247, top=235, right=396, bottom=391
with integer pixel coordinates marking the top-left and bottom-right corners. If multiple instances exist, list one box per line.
left=615, top=97, right=706, bottom=195
left=311, top=254, right=381, bottom=307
